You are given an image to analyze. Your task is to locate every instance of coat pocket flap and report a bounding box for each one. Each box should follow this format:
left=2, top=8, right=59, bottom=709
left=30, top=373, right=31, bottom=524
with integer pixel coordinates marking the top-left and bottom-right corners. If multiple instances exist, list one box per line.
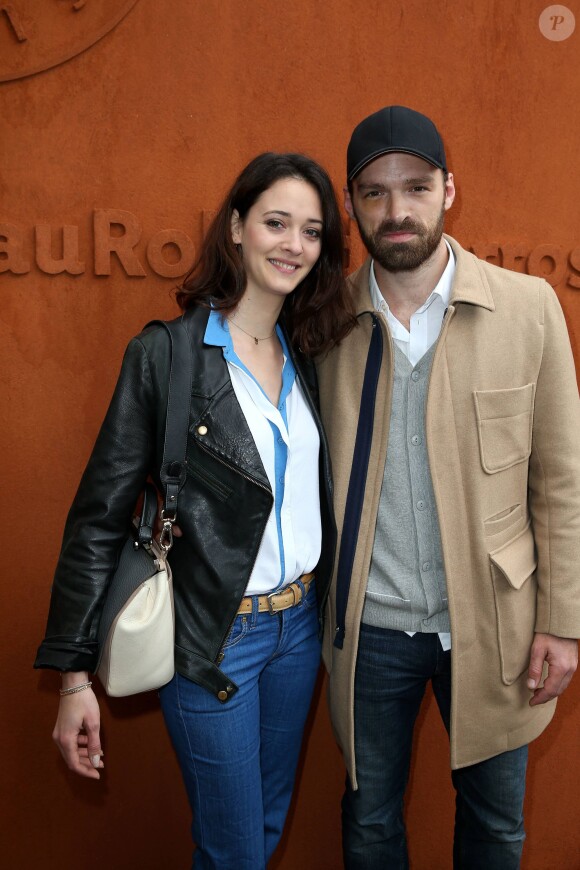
left=490, top=522, right=537, bottom=589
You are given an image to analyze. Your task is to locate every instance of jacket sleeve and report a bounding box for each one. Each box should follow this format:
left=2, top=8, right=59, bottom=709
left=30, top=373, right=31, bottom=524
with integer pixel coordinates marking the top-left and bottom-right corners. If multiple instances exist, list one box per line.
left=529, top=281, right=580, bottom=639
left=34, top=337, right=157, bottom=672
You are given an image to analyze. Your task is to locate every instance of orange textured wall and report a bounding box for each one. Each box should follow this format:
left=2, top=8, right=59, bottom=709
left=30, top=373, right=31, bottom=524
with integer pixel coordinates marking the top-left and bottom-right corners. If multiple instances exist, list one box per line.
left=2, top=1, right=579, bottom=867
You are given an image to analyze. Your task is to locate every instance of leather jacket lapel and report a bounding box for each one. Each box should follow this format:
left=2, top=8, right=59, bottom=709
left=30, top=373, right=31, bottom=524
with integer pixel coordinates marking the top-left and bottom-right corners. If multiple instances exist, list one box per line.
left=183, top=308, right=270, bottom=489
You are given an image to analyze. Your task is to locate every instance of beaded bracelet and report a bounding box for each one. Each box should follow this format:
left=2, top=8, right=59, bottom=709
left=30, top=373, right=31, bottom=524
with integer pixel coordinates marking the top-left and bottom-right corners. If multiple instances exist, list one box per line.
left=59, top=681, right=92, bottom=697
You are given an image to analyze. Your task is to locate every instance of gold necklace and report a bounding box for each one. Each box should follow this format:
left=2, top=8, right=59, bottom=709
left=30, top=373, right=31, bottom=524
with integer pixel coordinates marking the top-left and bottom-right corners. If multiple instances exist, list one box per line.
left=228, top=317, right=276, bottom=345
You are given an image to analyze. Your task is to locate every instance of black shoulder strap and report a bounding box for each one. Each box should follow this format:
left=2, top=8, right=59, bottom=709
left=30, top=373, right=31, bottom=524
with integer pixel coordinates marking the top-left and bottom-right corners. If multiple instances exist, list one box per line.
left=145, top=316, right=193, bottom=523
left=333, top=312, right=383, bottom=650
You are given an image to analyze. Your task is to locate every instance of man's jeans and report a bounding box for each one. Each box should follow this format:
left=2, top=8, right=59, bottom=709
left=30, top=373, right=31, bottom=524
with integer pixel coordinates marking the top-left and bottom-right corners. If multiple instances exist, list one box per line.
left=342, top=625, right=528, bottom=869
left=159, top=583, right=321, bottom=870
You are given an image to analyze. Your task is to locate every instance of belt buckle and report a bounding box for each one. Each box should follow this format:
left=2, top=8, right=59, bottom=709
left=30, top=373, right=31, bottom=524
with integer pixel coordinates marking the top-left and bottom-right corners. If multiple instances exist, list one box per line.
left=267, top=590, right=282, bottom=614
left=267, top=584, right=298, bottom=614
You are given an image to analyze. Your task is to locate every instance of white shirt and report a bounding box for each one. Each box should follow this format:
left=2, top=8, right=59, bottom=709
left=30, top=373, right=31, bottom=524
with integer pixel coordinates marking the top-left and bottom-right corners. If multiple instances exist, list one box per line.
left=369, top=239, right=455, bottom=366
left=205, top=311, right=322, bottom=595
left=369, top=240, right=455, bottom=651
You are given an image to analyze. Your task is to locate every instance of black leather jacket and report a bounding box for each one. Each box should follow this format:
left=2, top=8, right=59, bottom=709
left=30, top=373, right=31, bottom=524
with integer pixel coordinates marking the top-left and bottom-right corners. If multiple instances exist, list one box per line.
left=34, top=306, right=336, bottom=701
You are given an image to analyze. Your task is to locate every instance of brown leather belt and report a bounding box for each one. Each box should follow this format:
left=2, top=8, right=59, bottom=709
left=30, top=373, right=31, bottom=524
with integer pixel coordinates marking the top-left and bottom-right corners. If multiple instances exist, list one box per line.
left=237, top=573, right=315, bottom=615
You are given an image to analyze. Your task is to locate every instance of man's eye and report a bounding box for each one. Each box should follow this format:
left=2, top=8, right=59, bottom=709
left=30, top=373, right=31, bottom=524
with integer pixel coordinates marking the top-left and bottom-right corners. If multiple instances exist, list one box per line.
left=365, top=191, right=382, bottom=199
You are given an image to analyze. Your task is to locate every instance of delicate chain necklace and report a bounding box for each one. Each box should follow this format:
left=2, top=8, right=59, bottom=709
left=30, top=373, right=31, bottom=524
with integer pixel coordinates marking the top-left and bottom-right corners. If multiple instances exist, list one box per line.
left=228, top=317, right=276, bottom=345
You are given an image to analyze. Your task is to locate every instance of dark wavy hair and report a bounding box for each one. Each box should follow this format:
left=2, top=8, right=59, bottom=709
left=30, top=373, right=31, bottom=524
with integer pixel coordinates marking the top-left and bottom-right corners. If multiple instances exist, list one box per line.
left=176, top=152, right=355, bottom=356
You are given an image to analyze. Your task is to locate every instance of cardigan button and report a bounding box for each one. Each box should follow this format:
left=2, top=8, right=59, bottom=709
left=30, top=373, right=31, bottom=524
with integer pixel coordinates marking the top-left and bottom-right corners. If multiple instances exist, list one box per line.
left=197, top=425, right=208, bottom=436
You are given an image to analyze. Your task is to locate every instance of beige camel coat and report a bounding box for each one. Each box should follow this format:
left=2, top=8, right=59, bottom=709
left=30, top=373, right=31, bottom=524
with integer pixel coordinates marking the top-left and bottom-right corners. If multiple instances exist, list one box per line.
left=317, top=235, right=580, bottom=785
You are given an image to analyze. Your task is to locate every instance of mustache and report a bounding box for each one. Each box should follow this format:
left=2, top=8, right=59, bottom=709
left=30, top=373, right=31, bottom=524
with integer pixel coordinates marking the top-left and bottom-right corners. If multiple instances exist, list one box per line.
left=375, top=218, right=424, bottom=236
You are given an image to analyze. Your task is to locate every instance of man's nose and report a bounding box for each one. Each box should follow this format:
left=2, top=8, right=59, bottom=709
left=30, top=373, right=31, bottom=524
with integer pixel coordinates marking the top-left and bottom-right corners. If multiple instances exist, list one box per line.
left=383, top=191, right=409, bottom=224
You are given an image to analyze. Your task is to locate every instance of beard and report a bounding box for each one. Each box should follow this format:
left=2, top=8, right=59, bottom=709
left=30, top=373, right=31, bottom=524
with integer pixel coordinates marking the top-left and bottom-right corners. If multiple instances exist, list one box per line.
left=355, top=200, right=446, bottom=272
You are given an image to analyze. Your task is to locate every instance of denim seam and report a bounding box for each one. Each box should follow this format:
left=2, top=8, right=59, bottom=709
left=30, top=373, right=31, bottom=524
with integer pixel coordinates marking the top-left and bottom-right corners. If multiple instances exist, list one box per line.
left=175, top=675, right=205, bottom=852
left=222, top=615, right=249, bottom=650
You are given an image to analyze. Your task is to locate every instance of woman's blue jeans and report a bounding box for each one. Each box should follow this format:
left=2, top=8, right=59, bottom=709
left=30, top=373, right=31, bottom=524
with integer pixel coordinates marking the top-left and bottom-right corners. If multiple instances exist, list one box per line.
left=159, top=583, right=321, bottom=870
left=342, top=625, right=528, bottom=869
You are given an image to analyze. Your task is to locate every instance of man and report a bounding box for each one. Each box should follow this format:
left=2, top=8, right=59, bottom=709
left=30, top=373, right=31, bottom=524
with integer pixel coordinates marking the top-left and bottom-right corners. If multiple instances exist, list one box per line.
left=317, top=106, right=580, bottom=868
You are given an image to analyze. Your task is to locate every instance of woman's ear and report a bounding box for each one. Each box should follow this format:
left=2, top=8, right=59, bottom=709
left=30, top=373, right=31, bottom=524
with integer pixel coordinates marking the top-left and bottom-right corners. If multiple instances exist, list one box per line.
left=231, top=209, right=242, bottom=244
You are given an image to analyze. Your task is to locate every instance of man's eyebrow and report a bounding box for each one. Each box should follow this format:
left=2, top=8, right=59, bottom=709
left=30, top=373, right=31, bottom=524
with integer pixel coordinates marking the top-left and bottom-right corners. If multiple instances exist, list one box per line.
left=356, top=182, right=387, bottom=191
left=263, top=210, right=323, bottom=224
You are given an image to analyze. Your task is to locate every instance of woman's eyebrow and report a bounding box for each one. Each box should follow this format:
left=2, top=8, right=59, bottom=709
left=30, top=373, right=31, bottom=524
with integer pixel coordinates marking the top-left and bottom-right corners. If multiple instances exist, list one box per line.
left=263, top=209, right=323, bottom=224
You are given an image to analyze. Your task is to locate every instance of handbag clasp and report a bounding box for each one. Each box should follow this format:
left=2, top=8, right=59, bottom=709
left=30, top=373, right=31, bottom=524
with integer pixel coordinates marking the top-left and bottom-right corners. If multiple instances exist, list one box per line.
left=158, top=515, right=174, bottom=552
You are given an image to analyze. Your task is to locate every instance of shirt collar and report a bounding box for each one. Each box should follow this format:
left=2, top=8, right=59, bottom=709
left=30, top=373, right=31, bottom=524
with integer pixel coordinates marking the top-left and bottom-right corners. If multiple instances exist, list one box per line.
left=204, top=308, right=291, bottom=361
left=369, top=238, right=456, bottom=316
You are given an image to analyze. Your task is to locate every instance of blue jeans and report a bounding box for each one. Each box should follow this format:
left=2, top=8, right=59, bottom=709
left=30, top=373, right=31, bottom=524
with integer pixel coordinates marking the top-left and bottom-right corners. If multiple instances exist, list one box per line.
left=159, top=583, right=321, bottom=870
left=342, top=625, right=528, bottom=869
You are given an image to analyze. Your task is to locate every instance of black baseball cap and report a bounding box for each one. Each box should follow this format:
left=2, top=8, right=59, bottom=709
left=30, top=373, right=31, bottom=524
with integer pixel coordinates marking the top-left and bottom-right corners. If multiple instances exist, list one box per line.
left=347, top=105, right=447, bottom=181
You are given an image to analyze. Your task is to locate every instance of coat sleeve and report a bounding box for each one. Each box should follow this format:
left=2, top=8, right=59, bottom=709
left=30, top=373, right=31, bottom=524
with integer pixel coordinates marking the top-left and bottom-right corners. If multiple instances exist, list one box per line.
left=529, top=281, right=580, bottom=639
left=34, top=337, right=157, bottom=672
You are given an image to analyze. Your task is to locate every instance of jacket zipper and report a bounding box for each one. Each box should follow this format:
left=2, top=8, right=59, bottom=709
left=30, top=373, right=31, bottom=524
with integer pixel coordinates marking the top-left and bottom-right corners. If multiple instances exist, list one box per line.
left=186, top=454, right=233, bottom=502
left=195, top=439, right=273, bottom=662
left=196, top=439, right=273, bottom=496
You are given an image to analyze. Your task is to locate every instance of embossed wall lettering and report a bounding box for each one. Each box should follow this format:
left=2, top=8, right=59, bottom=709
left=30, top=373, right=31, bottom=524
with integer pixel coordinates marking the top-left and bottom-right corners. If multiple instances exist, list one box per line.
left=2, top=216, right=579, bottom=290
left=0, top=0, right=140, bottom=82
left=0, top=211, right=198, bottom=279
left=1, top=5, right=28, bottom=42
left=0, top=222, right=30, bottom=273
left=469, top=242, right=580, bottom=289
left=35, top=224, right=84, bottom=275
left=93, top=209, right=147, bottom=277
left=146, top=230, right=196, bottom=279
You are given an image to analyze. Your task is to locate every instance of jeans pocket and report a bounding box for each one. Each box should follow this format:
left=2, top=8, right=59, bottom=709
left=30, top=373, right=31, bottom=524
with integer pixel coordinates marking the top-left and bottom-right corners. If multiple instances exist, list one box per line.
left=300, top=582, right=318, bottom=610
left=221, top=614, right=249, bottom=650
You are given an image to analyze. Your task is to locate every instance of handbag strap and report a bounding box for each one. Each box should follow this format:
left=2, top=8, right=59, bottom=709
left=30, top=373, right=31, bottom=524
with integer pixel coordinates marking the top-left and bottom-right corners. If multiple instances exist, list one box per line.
left=144, top=316, right=193, bottom=549
left=135, top=482, right=159, bottom=546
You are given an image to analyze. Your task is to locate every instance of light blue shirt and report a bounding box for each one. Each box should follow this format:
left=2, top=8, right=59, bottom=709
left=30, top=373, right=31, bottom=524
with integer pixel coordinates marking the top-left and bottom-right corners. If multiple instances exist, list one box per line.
left=204, top=310, right=321, bottom=594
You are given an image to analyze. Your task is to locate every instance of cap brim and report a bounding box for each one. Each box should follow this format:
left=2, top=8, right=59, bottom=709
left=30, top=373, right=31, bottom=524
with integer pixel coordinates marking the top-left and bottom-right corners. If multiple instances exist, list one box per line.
left=348, top=147, right=446, bottom=180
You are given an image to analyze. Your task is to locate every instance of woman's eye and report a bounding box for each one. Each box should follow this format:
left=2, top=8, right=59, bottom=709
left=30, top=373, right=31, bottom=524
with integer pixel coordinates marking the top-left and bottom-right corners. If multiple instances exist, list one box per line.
left=266, top=219, right=284, bottom=229
left=304, top=228, right=321, bottom=240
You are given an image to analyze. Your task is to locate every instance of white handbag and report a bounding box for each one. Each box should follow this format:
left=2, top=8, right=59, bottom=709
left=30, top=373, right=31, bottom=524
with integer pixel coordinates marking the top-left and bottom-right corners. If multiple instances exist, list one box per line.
left=95, top=317, right=192, bottom=697
left=97, top=524, right=175, bottom=697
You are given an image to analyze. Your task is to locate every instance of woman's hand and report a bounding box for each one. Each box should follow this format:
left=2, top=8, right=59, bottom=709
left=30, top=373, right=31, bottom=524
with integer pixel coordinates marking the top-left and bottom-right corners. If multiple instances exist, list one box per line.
left=52, top=672, right=104, bottom=780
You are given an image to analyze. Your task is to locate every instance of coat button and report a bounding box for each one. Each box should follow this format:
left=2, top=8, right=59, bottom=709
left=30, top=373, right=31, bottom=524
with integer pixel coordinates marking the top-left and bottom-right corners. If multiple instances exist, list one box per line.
left=217, top=690, right=228, bottom=702
left=197, top=425, right=208, bottom=436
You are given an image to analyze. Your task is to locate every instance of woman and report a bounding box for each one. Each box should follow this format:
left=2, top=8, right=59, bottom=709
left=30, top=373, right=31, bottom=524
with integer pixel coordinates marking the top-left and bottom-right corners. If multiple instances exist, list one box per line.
left=34, top=153, right=354, bottom=868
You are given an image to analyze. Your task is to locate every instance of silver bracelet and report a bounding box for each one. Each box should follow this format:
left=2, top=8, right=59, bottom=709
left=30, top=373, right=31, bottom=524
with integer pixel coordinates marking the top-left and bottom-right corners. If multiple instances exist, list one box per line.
left=59, top=681, right=92, bottom=696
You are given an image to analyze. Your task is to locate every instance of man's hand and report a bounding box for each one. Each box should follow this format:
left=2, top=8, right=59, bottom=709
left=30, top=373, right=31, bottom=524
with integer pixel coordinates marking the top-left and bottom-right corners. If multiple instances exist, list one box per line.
left=527, top=633, right=578, bottom=706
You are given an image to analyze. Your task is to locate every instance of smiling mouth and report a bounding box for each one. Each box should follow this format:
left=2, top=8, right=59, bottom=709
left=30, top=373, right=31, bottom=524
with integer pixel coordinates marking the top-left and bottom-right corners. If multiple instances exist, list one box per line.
left=268, top=259, right=300, bottom=273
